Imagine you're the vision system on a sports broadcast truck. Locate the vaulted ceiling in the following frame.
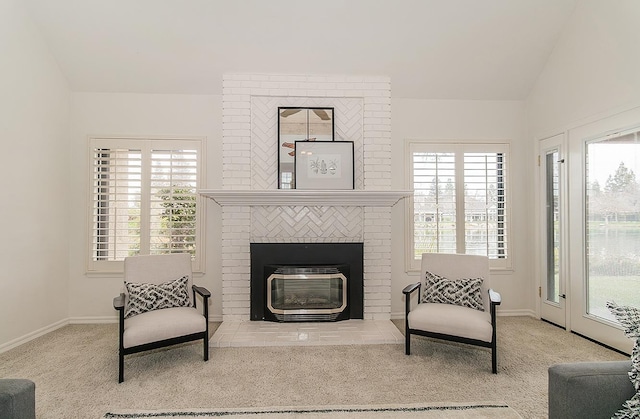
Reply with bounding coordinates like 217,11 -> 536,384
23,0 -> 578,100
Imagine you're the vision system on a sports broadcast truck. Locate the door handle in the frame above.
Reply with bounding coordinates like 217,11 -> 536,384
559,294 -> 566,299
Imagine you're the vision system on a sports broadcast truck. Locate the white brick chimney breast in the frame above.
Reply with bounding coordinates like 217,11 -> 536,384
202,74 -> 409,322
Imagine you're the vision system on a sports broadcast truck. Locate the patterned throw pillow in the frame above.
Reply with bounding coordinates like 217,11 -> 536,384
422,271 -> 484,311
607,301 -> 640,419
125,276 -> 190,318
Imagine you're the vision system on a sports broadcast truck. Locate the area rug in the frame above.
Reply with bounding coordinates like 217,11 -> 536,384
103,403 -> 522,418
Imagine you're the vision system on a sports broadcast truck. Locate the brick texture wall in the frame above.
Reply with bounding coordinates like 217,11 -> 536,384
221,74 -> 392,321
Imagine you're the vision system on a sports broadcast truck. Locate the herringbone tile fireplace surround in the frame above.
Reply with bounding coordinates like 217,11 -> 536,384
201,73 -> 407,346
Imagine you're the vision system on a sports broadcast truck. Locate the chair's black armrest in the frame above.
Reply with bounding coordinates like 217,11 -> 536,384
113,293 -> 125,311
403,282 -> 421,317
402,282 -> 421,296
488,289 -> 501,306
192,285 -> 210,321
192,285 -> 211,298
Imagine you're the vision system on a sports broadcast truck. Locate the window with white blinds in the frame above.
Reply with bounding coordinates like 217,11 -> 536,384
407,142 -> 511,271
88,137 -> 203,272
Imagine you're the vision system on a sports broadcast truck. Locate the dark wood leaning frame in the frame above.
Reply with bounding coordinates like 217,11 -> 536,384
113,285 -> 211,383
402,284 -> 501,374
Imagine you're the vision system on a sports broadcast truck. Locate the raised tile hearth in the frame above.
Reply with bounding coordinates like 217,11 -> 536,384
210,320 -> 404,348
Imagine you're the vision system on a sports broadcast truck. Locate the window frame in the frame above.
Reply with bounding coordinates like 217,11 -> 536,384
86,136 -> 205,274
405,140 -> 512,272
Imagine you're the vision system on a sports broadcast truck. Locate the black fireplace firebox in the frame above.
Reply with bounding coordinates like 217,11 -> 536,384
250,243 -> 364,322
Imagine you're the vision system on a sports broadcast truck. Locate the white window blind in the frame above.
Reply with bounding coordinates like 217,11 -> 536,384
463,152 -> 508,260
92,148 -> 142,261
88,138 -> 203,272
407,142 -> 511,271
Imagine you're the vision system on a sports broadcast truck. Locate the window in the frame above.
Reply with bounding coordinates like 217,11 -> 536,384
406,142 -> 511,271
88,137 -> 204,272
585,129 -> 640,321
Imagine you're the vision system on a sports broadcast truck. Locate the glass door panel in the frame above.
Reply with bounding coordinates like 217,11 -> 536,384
585,132 -> 640,322
546,151 -> 561,303
567,111 -> 640,354
540,135 -> 566,327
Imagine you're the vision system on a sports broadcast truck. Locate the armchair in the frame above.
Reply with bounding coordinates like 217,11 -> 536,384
113,253 -> 210,383
403,253 -> 501,373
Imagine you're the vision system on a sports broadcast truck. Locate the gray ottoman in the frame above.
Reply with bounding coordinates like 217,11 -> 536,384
0,379 -> 35,419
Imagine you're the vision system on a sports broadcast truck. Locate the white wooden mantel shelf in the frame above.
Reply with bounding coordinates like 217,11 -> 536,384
199,189 -> 413,207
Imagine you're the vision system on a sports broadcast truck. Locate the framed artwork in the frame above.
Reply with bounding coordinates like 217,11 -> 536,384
277,107 -> 334,189
294,141 -> 354,190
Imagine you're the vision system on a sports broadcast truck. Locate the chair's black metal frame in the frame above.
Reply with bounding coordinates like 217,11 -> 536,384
113,285 -> 210,383
403,283 -> 501,374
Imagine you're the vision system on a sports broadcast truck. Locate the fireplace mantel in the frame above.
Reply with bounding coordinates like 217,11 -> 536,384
199,189 -> 412,207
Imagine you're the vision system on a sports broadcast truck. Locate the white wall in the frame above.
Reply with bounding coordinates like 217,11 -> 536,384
0,0 -> 70,348
18,0 -> 625,344
390,99 -> 532,318
67,92 -> 535,323
527,0 -> 640,135
63,0 -> 640,325
68,93 -> 223,320
66,93 -> 534,323
6,0 -> 639,350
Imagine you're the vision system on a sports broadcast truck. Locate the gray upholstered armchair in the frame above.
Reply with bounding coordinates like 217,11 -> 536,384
113,253 -> 210,382
403,253 -> 501,373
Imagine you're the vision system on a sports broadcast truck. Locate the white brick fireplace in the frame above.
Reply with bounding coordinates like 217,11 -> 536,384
201,73 -> 410,327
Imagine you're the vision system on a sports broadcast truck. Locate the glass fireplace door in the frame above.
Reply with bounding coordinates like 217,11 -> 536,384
267,267 -> 347,321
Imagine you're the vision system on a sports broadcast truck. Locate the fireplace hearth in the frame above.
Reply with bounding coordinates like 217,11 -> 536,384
250,243 -> 364,322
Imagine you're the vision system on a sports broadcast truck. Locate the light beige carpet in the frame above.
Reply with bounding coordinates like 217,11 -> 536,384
103,403 -> 522,418
0,317 -> 628,419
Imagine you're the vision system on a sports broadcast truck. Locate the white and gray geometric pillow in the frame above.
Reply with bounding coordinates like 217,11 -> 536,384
124,275 -> 190,318
422,271 -> 484,311
607,301 -> 640,419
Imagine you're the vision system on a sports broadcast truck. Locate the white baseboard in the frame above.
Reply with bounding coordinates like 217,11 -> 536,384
0,319 -> 68,354
69,316 -> 117,324
498,309 -> 536,317
390,312 -> 405,320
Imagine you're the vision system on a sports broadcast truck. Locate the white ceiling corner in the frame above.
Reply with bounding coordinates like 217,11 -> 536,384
22,0 -> 578,100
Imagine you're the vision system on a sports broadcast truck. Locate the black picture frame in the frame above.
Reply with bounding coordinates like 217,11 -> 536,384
277,107 -> 334,189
